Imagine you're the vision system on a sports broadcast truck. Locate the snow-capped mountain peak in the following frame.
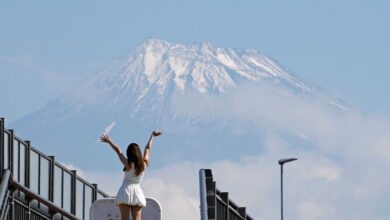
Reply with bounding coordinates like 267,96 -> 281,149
92,38 -> 314,98
19,38 -> 343,125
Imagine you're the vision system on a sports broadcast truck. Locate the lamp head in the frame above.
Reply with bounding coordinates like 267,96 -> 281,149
278,158 -> 298,165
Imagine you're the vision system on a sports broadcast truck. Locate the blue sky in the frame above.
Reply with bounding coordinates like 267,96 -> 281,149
1,0 -> 390,122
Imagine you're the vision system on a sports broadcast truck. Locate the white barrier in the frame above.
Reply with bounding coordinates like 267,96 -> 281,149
89,198 -> 162,220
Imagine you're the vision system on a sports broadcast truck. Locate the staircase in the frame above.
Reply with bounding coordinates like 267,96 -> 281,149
0,117 -> 109,220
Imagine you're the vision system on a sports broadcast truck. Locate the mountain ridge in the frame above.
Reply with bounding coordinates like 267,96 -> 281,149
10,38 -> 344,170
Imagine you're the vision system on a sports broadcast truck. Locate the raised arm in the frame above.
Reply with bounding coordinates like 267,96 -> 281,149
143,131 -> 162,166
100,134 -> 130,170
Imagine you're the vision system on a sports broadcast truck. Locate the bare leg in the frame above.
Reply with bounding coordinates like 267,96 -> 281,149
131,205 -> 143,220
119,204 -> 131,220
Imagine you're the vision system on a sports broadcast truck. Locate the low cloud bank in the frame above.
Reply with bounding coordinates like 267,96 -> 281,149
78,82 -> 390,219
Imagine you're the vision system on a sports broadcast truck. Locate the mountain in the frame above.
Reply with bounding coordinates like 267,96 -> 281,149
11,39 -> 343,170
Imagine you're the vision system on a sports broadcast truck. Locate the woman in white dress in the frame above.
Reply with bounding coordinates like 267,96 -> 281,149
100,131 -> 162,220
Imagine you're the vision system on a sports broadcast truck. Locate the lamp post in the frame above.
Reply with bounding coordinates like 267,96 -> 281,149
278,158 -> 298,220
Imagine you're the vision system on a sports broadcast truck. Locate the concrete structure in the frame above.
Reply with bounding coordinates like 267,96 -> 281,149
89,198 -> 161,220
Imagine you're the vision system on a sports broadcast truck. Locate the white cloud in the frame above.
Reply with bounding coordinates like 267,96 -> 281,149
66,82 -> 390,219
297,200 -> 334,220
72,145 -> 349,220
143,178 -> 199,220
169,83 -> 390,219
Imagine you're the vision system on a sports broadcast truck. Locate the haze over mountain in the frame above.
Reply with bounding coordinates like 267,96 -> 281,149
10,39 -> 341,170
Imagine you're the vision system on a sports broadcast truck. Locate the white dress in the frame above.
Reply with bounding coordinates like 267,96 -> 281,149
115,166 -> 146,207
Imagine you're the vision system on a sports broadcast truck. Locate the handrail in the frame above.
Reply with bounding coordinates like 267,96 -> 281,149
0,191 -> 10,220
0,170 -> 78,220
10,179 -> 78,220
0,170 -> 11,215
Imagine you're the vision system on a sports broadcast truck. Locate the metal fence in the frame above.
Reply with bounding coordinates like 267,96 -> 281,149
199,169 -> 253,220
0,117 -> 109,219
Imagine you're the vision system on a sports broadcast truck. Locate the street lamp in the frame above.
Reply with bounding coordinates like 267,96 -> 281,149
278,158 -> 298,220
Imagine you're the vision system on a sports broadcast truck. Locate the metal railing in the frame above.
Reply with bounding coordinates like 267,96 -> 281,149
0,117 -> 109,220
0,169 -> 78,219
199,169 -> 253,220
0,170 -> 11,219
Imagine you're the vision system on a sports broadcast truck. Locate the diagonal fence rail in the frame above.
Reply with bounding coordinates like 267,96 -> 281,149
0,170 -> 11,219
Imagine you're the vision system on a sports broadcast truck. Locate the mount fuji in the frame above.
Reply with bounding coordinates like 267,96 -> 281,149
10,39 -> 343,170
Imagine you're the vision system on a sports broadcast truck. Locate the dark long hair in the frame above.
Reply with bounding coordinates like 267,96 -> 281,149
124,143 -> 145,176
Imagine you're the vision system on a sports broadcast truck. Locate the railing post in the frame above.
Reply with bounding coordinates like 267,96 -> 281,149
92,184 -> 98,201
9,130 -> 14,179
0,117 -> 4,176
71,170 -> 77,216
49,156 -> 55,202
10,192 -> 15,220
25,141 -> 31,188
199,169 -> 208,220
210,182 -> 217,220
238,207 -> 246,219
202,169 -> 217,220
221,192 -> 229,220
27,199 -> 32,220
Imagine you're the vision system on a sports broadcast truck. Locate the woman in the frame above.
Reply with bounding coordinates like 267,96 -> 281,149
100,131 -> 162,220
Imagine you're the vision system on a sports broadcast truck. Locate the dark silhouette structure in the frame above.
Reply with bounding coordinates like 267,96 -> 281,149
199,169 -> 253,220
0,117 -> 108,220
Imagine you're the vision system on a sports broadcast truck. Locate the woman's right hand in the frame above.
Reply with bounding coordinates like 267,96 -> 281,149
152,131 -> 162,137
100,134 -> 112,143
